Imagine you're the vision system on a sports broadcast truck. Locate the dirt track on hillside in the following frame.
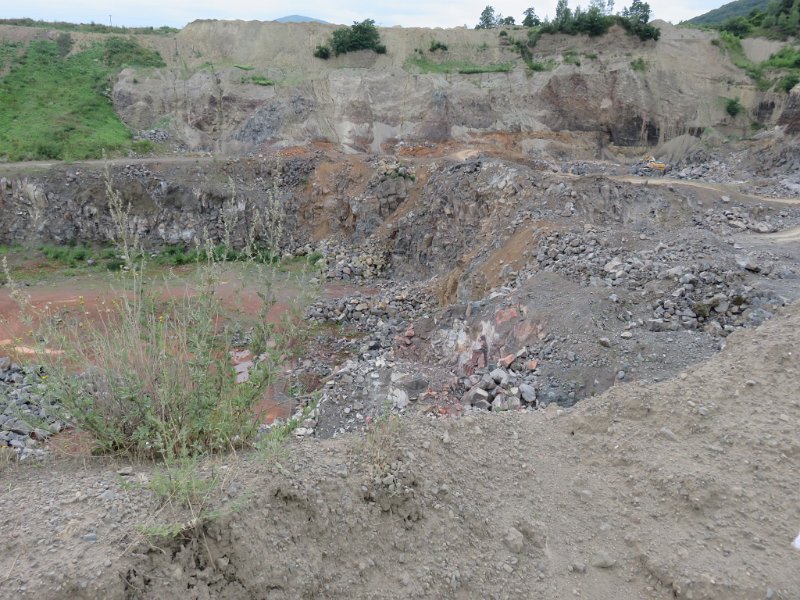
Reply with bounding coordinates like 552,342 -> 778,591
611,175 -> 800,206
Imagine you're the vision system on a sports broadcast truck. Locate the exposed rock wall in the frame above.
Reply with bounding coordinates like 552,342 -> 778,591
107,21 -> 794,153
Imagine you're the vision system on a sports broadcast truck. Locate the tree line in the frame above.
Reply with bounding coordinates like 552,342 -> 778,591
475,0 -> 660,41
717,0 -> 800,39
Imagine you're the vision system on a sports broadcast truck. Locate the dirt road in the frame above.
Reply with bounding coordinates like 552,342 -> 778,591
611,175 -> 800,206
0,155 -> 215,174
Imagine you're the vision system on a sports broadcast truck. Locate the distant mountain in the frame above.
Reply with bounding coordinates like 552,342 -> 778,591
274,15 -> 329,24
685,0 -> 769,25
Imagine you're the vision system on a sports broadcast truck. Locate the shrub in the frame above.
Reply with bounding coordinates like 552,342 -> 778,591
630,57 -> 647,71
725,97 -> 743,117
10,175 -> 292,460
313,45 -> 331,59
720,16 -> 752,37
527,59 -> 555,71
329,19 -> 385,56
55,32 -> 73,57
763,46 -> 800,69
778,73 -> 800,92
429,40 -> 448,52
132,139 -> 155,154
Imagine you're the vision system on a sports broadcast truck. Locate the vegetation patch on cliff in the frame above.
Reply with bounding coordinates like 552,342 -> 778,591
314,19 -> 386,59
714,31 -> 800,92
0,17 -> 178,35
405,55 -> 513,74
0,37 -> 164,161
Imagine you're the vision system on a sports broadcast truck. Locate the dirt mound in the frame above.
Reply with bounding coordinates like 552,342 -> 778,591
2,298 -> 799,599
656,133 -> 702,164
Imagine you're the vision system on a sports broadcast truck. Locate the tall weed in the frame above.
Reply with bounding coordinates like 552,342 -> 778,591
6,170 -> 292,459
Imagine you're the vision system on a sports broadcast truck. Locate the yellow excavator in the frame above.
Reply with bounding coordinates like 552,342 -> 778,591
640,154 -> 668,175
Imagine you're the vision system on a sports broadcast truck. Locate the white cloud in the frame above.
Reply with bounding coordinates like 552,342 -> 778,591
5,0 -> 723,29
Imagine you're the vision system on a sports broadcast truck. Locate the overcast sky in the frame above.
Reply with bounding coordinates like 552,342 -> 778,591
4,1 -> 726,29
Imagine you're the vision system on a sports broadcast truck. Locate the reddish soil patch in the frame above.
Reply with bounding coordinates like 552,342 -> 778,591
1,270 -> 372,451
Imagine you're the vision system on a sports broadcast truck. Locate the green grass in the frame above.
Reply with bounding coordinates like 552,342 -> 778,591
0,42 -> 23,72
716,32 -> 771,90
241,75 -> 274,86
152,244 -> 280,267
37,244 -> 124,269
102,37 -> 165,69
526,59 -> 556,72
762,45 -> 800,69
0,38 -> 165,161
0,18 -> 178,35
29,242 -> 289,270
563,50 -> 581,66
149,458 -> 216,507
405,56 -> 513,74
630,57 -> 647,71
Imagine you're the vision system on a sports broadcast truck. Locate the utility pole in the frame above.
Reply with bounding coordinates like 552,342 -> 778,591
109,15 -> 112,27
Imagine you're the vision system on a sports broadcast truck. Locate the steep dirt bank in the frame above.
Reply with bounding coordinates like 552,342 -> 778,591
105,20 -> 790,153
2,296 -> 799,599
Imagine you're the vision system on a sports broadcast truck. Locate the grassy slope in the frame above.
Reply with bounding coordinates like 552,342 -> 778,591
0,18 -> 178,35
0,38 -> 164,161
686,0 -> 769,25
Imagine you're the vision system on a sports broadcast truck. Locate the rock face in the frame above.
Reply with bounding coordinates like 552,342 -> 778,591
106,20 -> 791,153
0,158 -> 315,248
778,86 -> 800,134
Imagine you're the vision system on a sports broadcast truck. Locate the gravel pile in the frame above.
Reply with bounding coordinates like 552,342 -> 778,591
0,358 -> 66,460
134,128 -> 171,143
529,229 -> 788,336
312,240 -> 390,281
459,350 -> 540,412
306,284 -> 435,340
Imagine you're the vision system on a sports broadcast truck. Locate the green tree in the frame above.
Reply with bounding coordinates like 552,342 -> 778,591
329,19 -> 383,56
620,0 -> 660,40
590,0 -> 614,14
555,0 -> 572,27
522,7 -> 540,27
622,0 -> 651,24
476,6 -> 497,29
500,16 -> 516,25
720,16 -> 752,36
583,6 -> 609,35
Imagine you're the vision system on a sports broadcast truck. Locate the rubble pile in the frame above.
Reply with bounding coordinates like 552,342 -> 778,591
306,285 -> 435,338
313,240 -> 391,281
459,350 -> 540,412
0,359 -> 65,460
530,229 -> 790,335
134,129 -> 171,144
